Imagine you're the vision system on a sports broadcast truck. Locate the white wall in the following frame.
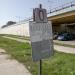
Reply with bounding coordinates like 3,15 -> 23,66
0,21 -> 30,36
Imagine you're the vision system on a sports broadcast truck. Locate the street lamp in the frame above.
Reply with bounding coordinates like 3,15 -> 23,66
47,0 -> 55,12
15,16 -> 21,22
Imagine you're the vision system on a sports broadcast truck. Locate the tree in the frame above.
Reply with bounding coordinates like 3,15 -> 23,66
1,21 -> 16,28
6,21 -> 16,25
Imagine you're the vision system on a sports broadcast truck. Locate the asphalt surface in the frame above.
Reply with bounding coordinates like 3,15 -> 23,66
54,40 -> 75,46
54,45 -> 75,54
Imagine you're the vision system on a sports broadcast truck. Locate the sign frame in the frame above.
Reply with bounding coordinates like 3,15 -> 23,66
29,21 -> 53,61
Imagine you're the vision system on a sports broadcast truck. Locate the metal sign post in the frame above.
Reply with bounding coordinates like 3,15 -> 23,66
29,4 -> 53,75
39,60 -> 42,75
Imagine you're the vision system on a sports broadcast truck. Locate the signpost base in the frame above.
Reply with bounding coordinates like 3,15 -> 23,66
39,60 -> 42,75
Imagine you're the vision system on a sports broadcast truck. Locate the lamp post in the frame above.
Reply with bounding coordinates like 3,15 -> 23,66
48,0 -> 54,12
15,16 -> 21,22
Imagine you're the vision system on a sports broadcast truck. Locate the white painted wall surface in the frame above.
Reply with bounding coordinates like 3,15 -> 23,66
0,21 -> 30,36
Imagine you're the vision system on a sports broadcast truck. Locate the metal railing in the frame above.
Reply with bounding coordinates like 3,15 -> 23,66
21,1 -> 75,22
4,1 -> 75,27
26,1 -> 75,21
48,1 -> 75,13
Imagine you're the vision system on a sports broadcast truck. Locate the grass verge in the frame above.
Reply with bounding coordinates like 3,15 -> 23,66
0,36 -> 75,75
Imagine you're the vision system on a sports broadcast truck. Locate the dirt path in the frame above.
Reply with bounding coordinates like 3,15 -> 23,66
0,48 -> 31,75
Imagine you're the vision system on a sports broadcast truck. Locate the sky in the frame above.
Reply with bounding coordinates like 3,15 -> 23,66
0,0 -> 73,27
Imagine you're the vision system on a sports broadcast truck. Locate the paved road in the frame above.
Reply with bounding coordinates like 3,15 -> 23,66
2,36 -> 75,54
54,45 -> 75,54
0,48 -> 31,75
54,40 -> 75,46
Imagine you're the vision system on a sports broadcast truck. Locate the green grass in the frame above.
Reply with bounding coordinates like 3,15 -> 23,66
0,36 -> 75,75
54,42 -> 75,48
